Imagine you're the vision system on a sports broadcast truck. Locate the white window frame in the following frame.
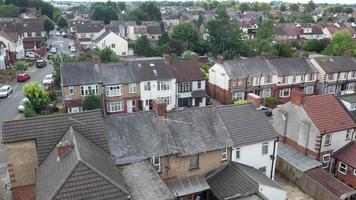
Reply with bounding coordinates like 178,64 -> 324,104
111,43 -> 115,48
353,169 -> 356,176
80,84 -> 98,96
346,82 -> 355,92
150,156 -> 160,172
107,101 -> 124,113
262,89 -> 271,98
322,154 -> 331,168
144,82 -> 151,91
69,86 -> 74,96
189,154 -> 199,170
346,129 -> 351,140
232,92 -> 244,101
325,85 -> 336,94
105,85 -> 122,97
262,142 -> 269,155
158,96 -> 171,105
338,162 -> 347,175
324,133 -> 332,146
303,85 -> 314,95
158,81 -> 170,91
128,83 -> 136,93
221,147 -> 228,161
327,73 -> 334,81
279,88 -> 291,97
234,147 -> 240,159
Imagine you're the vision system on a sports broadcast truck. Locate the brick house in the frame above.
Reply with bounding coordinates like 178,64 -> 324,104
19,18 -> 46,57
332,142 -> 356,189
310,56 -> 356,95
0,31 -> 24,63
273,90 -> 356,167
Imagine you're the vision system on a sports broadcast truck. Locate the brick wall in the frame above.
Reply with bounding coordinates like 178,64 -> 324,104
335,160 -> 356,189
11,184 -> 35,200
207,83 -> 232,104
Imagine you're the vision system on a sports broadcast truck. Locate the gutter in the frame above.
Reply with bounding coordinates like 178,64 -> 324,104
270,137 -> 279,179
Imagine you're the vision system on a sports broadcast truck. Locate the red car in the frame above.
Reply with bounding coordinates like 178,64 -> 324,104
17,73 -> 31,82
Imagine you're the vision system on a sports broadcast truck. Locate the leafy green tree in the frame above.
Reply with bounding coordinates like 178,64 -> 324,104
239,3 -> 250,13
118,2 -> 126,11
128,2 -> 161,21
82,93 -> 101,111
181,51 -> 199,60
169,39 -> 184,56
348,17 -> 355,23
304,0 -> 316,12
280,4 -> 287,12
171,22 -> 199,50
274,42 -> 296,57
257,39 -> 276,56
0,4 -> 19,17
323,31 -> 356,56
259,3 -> 271,12
289,3 -> 299,12
95,47 -> 120,63
297,13 -> 314,23
23,82 -> 50,113
133,36 -> 155,57
256,20 -> 275,41
303,39 -> 326,52
24,106 -> 38,118
50,54 -> 76,88
56,16 -> 68,28
91,3 -> 119,24
42,15 -> 54,33
343,7 -> 353,14
251,2 -> 260,11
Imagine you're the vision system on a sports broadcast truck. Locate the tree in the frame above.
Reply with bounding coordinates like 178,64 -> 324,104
0,4 -> 19,17
303,39 -> 326,52
171,22 -> 199,51
343,7 -> 353,14
91,3 -> 119,24
95,47 -> 120,63
348,17 -> 355,23
304,0 -> 316,12
297,13 -> 314,23
280,4 -> 287,12
274,42 -> 296,57
133,36 -> 155,57
169,39 -> 184,56
323,31 -> 356,56
23,82 -> 50,113
239,3 -> 250,13
56,16 -> 68,28
50,54 -> 76,88
256,20 -> 275,41
128,2 -> 161,22
289,4 -> 299,12
118,2 -> 126,11
181,51 -> 199,60
82,93 -> 101,111
42,15 -> 54,33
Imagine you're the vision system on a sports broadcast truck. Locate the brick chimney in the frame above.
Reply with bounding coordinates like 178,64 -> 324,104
291,88 -> 304,106
247,93 -> 261,107
163,53 -> 172,64
216,55 -> 224,64
57,140 -> 72,158
152,99 -> 167,118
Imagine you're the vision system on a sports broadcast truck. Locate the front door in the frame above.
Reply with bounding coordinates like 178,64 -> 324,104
127,100 -> 134,113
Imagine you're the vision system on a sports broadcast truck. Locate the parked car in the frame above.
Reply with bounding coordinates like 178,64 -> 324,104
68,42 -> 74,48
42,74 -> 53,85
70,46 -> 76,53
62,32 -> 67,38
18,98 -> 29,112
256,105 -> 273,116
36,59 -> 47,68
0,85 -> 13,98
50,47 -> 57,54
55,32 -> 61,36
25,51 -> 39,59
17,73 -> 31,82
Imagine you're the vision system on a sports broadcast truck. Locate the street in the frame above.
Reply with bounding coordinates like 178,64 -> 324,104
0,31 -> 75,198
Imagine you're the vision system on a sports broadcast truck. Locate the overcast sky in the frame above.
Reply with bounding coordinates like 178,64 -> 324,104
49,0 -> 355,5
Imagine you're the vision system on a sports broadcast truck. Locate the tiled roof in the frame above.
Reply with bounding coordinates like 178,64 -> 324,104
36,127 -> 129,200
333,142 -> 356,168
2,110 -> 109,164
312,56 -> 356,73
306,168 -> 356,197
269,57 -> 318,75
216,104 -> 278,146
147,25 -> 162,34
303,94 -> 355,133
171,60 -> 205,82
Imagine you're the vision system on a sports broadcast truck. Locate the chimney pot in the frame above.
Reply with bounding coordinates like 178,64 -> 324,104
163,53 -> 172,64
57,140 -> 72,158
152,99 -> 167,117
291,88 -> 303,106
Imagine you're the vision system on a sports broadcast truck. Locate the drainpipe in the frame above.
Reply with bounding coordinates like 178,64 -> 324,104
304,122 -> 311,155
336,72 -> 340,94
282,112 -> 288,143
317,130 -> 326,162
258,73 -> 263,97
270,137 -> 279,179
245,74 -> 250,98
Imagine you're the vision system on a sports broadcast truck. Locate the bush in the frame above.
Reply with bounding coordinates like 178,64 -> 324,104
233,99 -> 249,105
48,90 -> 56,101
15,61 -> 29,71
24,106 -> 38,118
4,68 -> 15,76
264,97 -> 282,107
82,93 -> 101,110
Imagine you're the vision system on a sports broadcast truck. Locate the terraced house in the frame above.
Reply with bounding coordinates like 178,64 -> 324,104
60,57 -> 177,114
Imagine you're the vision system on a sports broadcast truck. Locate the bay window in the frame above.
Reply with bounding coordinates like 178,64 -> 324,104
279,88 -> 291,97
158,81 -> 170,91
107,101 -> 124,112
80,84 -> 98,96
303,86 -> 314,94
129,83 -> 136,93
105,85 -> 122,97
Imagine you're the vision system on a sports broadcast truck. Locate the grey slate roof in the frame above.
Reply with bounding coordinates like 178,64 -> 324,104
105,106 -> 234,164
2,110 -> 109,164
277,143 -> 321,172
269,57 -> 318,75
36,127 -> 129,200
206,162 -> 259,200
119,160 -> 175,200
216,104 -> 278,146
61,61 -> 102,86
147,25 -> 162,34
221,57 -> 278,79
313,56 -> 356,73
93,30 -> 112,43
61,58 -> 176,86
339,94 -> 356,104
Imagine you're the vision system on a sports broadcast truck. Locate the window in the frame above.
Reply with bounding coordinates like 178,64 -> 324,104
129,83 -> 136,93
254,77 -> 259,85
80,85 -> 98,96
325,85 -> 336,94
282,76 -> 288,84
308,73 -> 315,81
327,73 -> 334,81
105,85 -> 122,97
221,148 -> 228,161
111,43 -> 115,48
69,86 -> 74,96
159,97 -> 171,105
264,75 -> 272,84
232,92 -> 244,101
322,154 -> 331,168
346,129 -> 352,140
259,167 -> 267,175
338,162 -> 347,175
150,156 -> 160,172
262,142 -> 269,155
262,89 -> 271,98
107,101 -> 124,112
197,81 -> 201,89
232,80 -> 237,87
292,75 -> 297,83
324,133 -> 332,146
144,82 -> 151,91
351,103 -> 356,110
301,74 -> 305,82
303,86 -> 314,94
178,97 -> 192,107
178,82 -> 192,92
346,82 -> 355,91
351,71 -> 356,78
235,148 -> 240,159
189,154 -> 199,170
354,169 -> 356,176
344,72 -> 348,79
279,88 -> 291,97
158,81 -> 170,91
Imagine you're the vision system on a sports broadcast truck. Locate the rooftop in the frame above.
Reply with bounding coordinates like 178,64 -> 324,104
170,60 -> 205,82
312,56 -> 356,73
333,142 -> 356,168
